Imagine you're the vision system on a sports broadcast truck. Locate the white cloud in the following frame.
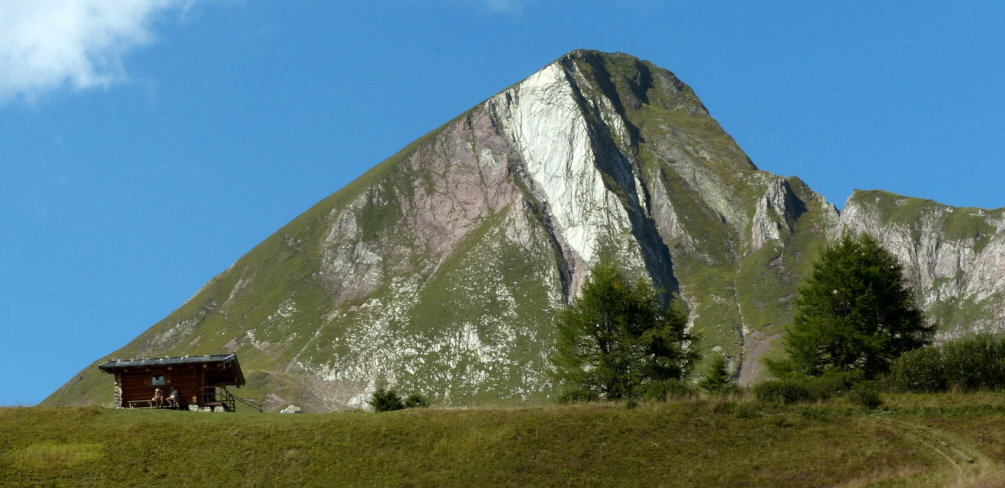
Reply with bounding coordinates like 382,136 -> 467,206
0,0 -> 191,105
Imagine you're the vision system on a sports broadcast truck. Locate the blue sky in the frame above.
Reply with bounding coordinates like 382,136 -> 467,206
2,1 -> 1002,406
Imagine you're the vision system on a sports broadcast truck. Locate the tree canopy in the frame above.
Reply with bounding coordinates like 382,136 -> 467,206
368,388 -> 429,412
699,353 -> 734,394
771,233 -> 934,379
550,259 -> 699,401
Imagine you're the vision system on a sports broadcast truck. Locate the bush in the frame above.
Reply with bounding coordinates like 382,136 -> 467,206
369,389 -> 430,412
642,379 -> 696,402
403,393 -> 430,409
887,334 -> 1005,392
699,354 -> 734,395
803,373 -> 857,399
848,385 -> 883,410
886,346 -> 947,392
556,388 -> 600,404
368,388 -> 405,412
753,380 -> 812,404
716,383 -> 744,398
733,402 -> 762,419
753,374 -> 857,404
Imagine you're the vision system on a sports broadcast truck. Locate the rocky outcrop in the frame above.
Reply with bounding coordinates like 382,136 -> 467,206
487,61 -> 648,295
841,190 -> 1005,337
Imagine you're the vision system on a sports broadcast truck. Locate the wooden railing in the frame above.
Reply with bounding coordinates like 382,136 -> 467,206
199,386 -> 234,412
222,386 -> 263,413
199,386 -> 262,412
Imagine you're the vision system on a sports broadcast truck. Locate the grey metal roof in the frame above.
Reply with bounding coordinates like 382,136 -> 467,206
98,353 -> 239,371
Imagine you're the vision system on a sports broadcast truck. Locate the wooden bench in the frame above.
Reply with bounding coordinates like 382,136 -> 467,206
127,400 -> 156,408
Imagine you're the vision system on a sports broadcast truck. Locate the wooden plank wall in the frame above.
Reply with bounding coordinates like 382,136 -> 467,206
117,366 -> 205,407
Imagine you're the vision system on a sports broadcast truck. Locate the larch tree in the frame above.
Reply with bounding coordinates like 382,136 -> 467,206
550,259 -> 699,401
770,233 -> 934,379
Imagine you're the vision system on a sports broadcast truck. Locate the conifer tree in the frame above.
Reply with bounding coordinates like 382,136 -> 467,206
368,388 -> 405,412
551,259 -> 699,400
699,353 -> 733,394
770,233 -> 934,379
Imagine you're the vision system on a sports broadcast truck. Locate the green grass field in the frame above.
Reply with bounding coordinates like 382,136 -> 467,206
5,394 -> 1005,487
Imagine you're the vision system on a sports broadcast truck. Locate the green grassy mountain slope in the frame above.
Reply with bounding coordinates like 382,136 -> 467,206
45,51 -> 1005,411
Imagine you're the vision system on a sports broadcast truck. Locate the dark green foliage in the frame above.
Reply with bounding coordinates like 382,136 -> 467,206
886,347 -> 946,392
848,385 -> 883,410
754,380 -> 813,404
369,389 -> 430,412
642,379 -> 697,402
769,233 -> 933,379
887,334 -> 1005,392
369,388 -> 406,412
699,353 -> 734,394
404,393 -> 430,409
550,259 -> 699,401
753,374 -> 857,404
556,388 -> 600,405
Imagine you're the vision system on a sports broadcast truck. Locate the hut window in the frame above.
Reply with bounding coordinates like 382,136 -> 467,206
152,375 -> 165,386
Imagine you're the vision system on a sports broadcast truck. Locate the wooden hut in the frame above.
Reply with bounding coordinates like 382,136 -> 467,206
98,354 -> 246,411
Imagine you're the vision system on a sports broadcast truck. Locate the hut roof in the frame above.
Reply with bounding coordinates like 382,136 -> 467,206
98,353 -> 245,386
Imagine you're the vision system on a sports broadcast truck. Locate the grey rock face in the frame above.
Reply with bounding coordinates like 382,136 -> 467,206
841,190 -> 1005,338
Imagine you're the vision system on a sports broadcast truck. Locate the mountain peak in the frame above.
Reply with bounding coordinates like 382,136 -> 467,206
45,52 -> 1005,412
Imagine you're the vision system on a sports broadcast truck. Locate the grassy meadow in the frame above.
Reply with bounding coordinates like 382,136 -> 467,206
6,394 -> 1005,487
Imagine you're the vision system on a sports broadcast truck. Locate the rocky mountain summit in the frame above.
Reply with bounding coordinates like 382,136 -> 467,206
46,50 -> 1005,411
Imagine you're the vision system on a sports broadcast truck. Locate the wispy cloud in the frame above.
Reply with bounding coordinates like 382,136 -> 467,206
0,0 -> 192,105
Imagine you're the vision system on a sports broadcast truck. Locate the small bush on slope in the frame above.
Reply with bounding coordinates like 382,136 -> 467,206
753,374 -> 858,404
888,334 -> 1005,393
369,389 -> 429,412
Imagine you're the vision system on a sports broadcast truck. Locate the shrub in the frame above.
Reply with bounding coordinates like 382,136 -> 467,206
642,379 -> 696,402
556,388 -> 600,404
369,389 -> 430,412
717,383 -> 744,398
802,373 -> 857,399
848,385 -> 883,410
368,388 -> 405,412
886,346 -> 947,392
753,380 -> 812,404
887,334 -> 1005,392
753,374 -> 857,404
699,354 -> 734,394
733,402 -> 762,419
403,393 -> 430,409
942,334 -> 1005,391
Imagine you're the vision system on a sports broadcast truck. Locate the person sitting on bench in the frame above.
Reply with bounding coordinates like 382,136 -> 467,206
152,387 -> 164,407
166,387 -> 179,408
